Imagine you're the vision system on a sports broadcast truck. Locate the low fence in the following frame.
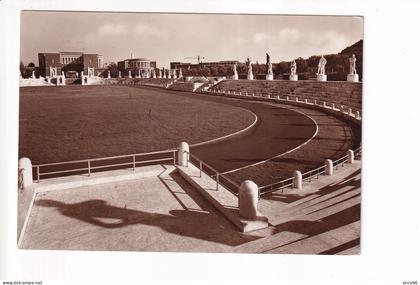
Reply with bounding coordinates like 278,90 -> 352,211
32,149 -> 177,183
201,88 -> 362,123
258,146 -> 362,196
186,152 -> 240,196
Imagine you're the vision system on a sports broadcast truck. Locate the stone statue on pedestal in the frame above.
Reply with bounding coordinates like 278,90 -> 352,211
179,68 -> 182,78
349,54 -> 357,75
347,54 -> 359,82
128,70 -> 132,78
290,60 -> 297,75
265,54 -> 273,80
247,59 -> 254,80
118,71 -> 122,78
317,55 -> 327,75
158,69 -> 162,78
32,71 -> 35,79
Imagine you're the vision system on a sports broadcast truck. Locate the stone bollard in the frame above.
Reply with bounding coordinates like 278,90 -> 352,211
239,180 -> 259,220
293,170 -> 302,189
178,142 -> 189,167
304,99 -> 308,104
18,157 -> 33,189
325,159 -> 333,176
295,97 -> 299,102
348,108 -> 353,115
286,96 -> 289,101
356,111 -> 361,119
314,99 -> 317,105
323,101 -> 327,107
347,149 -> 355,164
332,103 -> 335,110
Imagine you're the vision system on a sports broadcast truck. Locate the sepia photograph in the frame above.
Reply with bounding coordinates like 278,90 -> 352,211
17,11 -> 363,254
1,0 -> 420,283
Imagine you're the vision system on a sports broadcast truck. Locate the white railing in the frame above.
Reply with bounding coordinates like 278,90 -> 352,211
258,146 -> 362,196
32,149 -> 177,183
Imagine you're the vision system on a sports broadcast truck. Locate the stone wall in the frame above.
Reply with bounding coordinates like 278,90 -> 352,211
211,80 -> 362,112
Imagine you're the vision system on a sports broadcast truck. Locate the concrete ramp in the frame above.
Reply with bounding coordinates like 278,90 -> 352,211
176,163 -> 269,232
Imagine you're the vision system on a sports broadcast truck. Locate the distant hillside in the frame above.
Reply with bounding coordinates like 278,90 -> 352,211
340,40 -> 363,56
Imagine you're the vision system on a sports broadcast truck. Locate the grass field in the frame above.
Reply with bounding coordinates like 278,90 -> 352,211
19,85 -> 255,164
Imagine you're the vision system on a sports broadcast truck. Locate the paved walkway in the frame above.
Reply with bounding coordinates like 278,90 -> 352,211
20,161 -> 361,254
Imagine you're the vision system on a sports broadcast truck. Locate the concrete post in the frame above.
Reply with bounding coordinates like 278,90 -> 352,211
304,99 -> 308,104
239,180 -> 259,220
314,99 -> 317,105
347,149 -> 355,164
286,96 -> 289,101
178,142 -> 189,167
293,170 -> 302,189
325,159 -> 333,176
18,157 -> 33,188
323,101 -> 327,107
332,103 -> 335,110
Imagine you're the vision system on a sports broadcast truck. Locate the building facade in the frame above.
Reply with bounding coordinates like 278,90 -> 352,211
38,52 -> 105,78
170,60 -> 239,70
117,58 -> 157,77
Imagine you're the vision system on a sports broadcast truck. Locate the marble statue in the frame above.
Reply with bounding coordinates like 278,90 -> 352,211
158,69 -> 162,78
128,70 -> 132,78
32,71 -> 35,79
88,67 -> 94,78
317,55 -> 327,75
349,54 -> 357,75
118,71 -> 122,78
266,53 -> 271,65
107,70 -> 111,78
247,59 -> 254,80
179,68 -> 182,78
233,63 -> 238,79
347,54 -> 359,82
290,60 -> 297,75
49,67 -> 56,78
266,54 -> 273,80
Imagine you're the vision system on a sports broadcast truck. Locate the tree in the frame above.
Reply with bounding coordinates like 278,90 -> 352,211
106,63 -> 118,78
27,62 -> 35,68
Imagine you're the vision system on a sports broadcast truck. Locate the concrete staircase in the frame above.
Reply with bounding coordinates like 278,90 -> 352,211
234,161 -> 361,254
210,80 -> 362,112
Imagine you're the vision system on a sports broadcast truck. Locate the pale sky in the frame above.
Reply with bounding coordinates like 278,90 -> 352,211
20,11 -> 363,68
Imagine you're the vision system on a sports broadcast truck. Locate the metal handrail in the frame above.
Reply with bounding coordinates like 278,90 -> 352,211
186,152 -> 240,196
258,177 -> 294,195
33,149 -> 177,182
259,146 -> 362,196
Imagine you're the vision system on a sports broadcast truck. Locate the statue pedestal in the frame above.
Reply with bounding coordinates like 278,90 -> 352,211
289,74 -> 298,81
347,74 -> 359,82
265,74 -> 273,80
317,74 -> 327,82
247,74 -> 254,80
232,74 -> 238,80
